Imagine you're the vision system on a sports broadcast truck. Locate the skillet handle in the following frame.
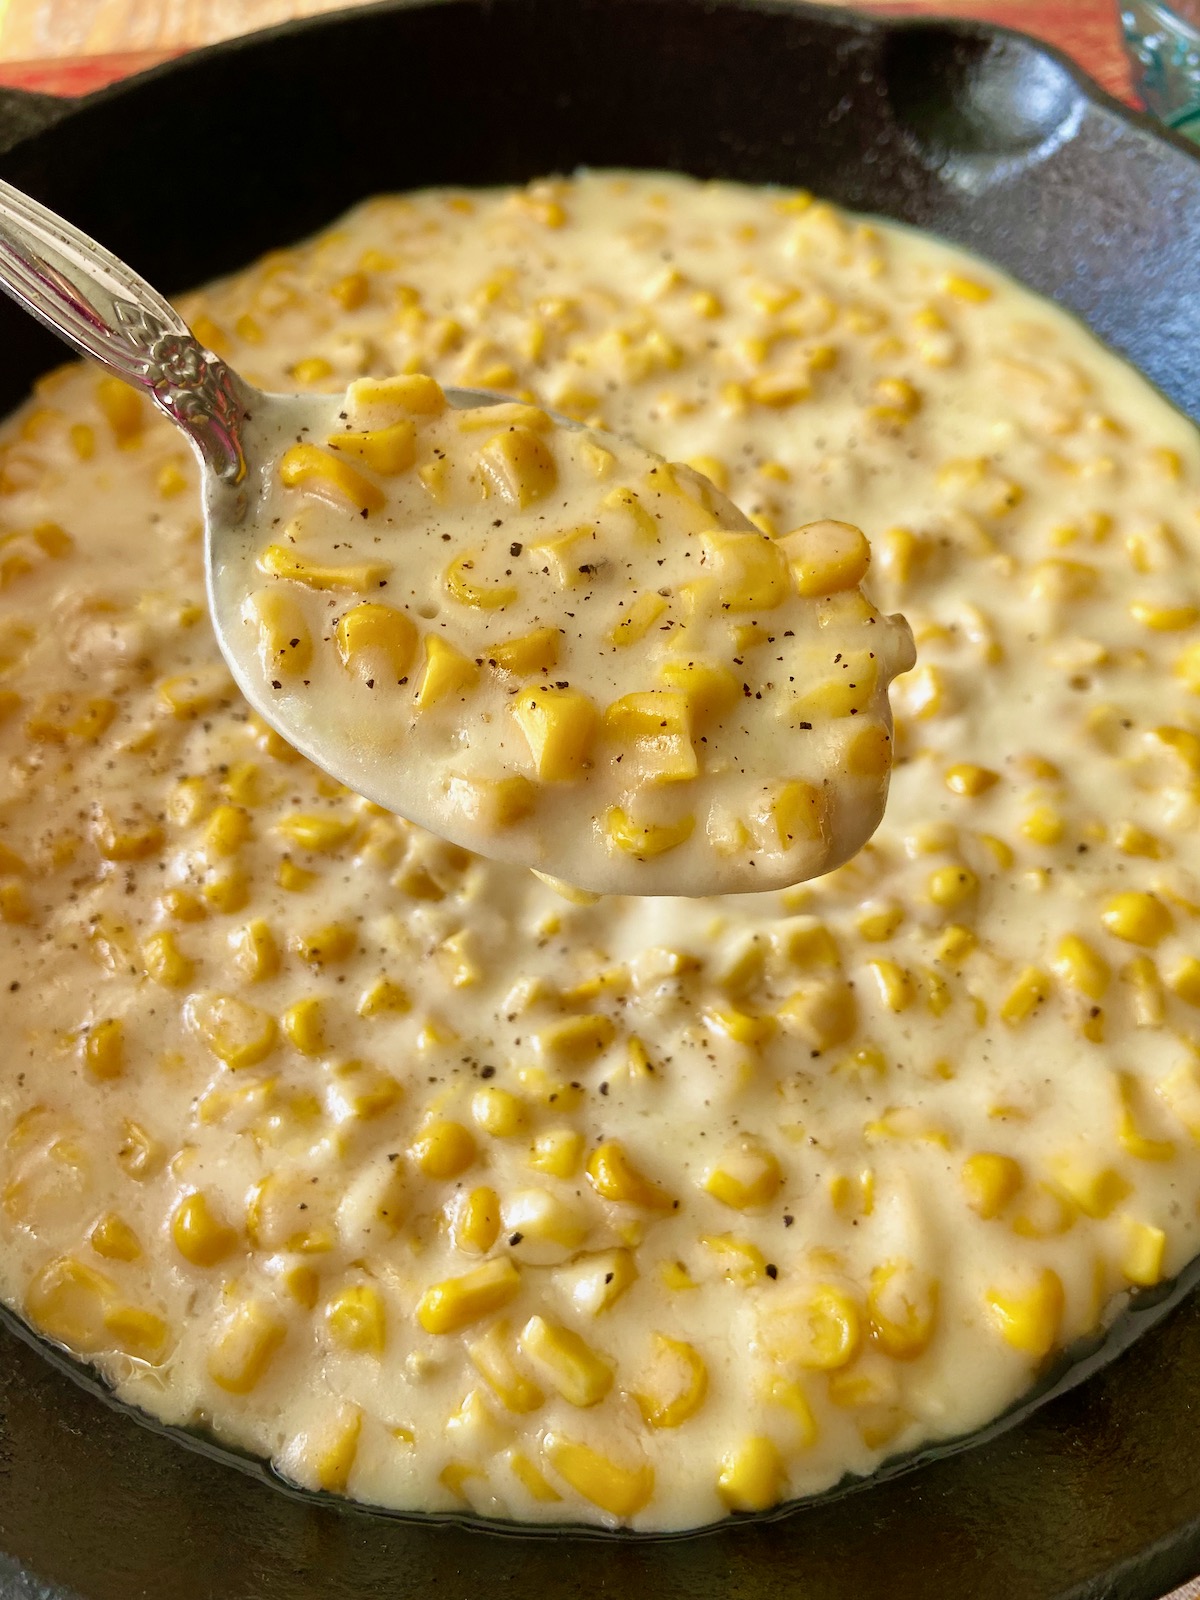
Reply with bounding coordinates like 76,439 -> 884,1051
0,175 -> 247,482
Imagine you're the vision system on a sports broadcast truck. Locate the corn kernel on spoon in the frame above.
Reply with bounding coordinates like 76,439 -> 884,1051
0,178 -> 913,897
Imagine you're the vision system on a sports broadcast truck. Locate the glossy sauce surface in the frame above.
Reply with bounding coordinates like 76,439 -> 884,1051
220,380 -> 910,895
2,173 -> 1200,1530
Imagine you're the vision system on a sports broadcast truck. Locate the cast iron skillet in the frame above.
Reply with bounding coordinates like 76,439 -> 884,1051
2,2 -> 1200,1595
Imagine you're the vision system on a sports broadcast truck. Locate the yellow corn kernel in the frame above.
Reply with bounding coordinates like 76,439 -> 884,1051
327,418 -> 415,476
335,603 -> 417,682
204,804 -> 251,859
411,1119 -> 477,1180
89,1212 -> 141,1262
763,1285 -> 861,1371
356,976 -> 411,1017
534,1013 -> 616,1066
701,529 -> 791,611
529,1127 -> 585,1179
1101,891 -> 1173,947
703,1137 -> 783,1211
635,1334 -> 708,1429
1123,955 -> 1166,1027
926,864 -> 979,911
313,1407 -> 363,1495
291,921 -> 356,968
171,1191 -> 237,1267
478,426 -> 557,505
92,810 -> 164,862
610,593 -> 668,649
944,763 -> 999,798
2,889 -> 37,928
519,1316 -> 613,1407
657,656 -> 740,728
1113,822 -> 1161,859
513,686 -> 598,779
961,1152 -> 1022,1219
468,1321 -> 544,1413
445,549 -> 518,611
761,1374 -> 819,1451
777,978 -> 857,1051
417,1258 -> 521,1334
83,1017 -> 125,1081
187,993 -> 277,1069
1166,956 -> 1200,1010
1019,805 -> 1064,847
471,1086 -> 529,1138
490,626 -> 560,674
717,1436 -> 786,1513
603,690 -> 697,783
1048,1154 -> 1130,1219
702,1006 -> 775,1047
604,804 -> 696,858
69,421 -> 95,459
275,813 -> 355,855
292,356 -> 333,384
985,1269 -> 1064,1359
415,634 -> 479,710
941,271 -> 992,302
1052,935 -> 1110,1000
452,1186 -> 501,1255
115,1119 -> 162,1182
1000,967 -> 1052,1025
1174,641 -> 1200,693
841,721 -> 891,780
779,519 -> 870,597
1115,1072 -> 1175,1161
247,587 -> 312,680
346,373 -> 445,418
600,484 -> 658,543
103,1304 -> 170,1363
326,1282 -> 386,1354
508,1450 -> 561,1502
867,1260 -> 938,1360
660,1260 -> 697,1292
856,903 -> 904,942
543,1434 -> 653,1519
587,1142 -> 674,1211
703,1233 -> 768,1282
141,929 -> 194,988
225,919 -> 278,983
1121,1218 -> 1167,1287
207,1299 -> 286,1394
281,998 -> 325,1055
527,523 -> 595,588
866,958 -> 916,1014
450,772 -> 539,832
258,544 -> 390,591
25,1256 -> 115,1351
279,443 -> 385,514
1130,599 -> 1199,631
96,376 -> 143,443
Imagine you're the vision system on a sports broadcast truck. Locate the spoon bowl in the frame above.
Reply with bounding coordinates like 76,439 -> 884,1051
0,177 -> 913,898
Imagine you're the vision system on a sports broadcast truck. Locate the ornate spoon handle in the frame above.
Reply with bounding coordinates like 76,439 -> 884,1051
0,177 -> 247,483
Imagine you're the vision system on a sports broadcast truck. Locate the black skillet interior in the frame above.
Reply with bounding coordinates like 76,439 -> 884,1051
2,3 -> 1200,1596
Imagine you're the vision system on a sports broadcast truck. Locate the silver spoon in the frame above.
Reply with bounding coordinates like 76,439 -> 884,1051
0,178 -> 911,898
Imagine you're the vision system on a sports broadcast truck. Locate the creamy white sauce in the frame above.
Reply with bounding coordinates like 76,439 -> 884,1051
1,172 -> 1199,1531
215,380 -> 910,896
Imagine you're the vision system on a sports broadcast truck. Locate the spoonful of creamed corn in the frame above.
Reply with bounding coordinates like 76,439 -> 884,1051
0,178 -> 914,896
